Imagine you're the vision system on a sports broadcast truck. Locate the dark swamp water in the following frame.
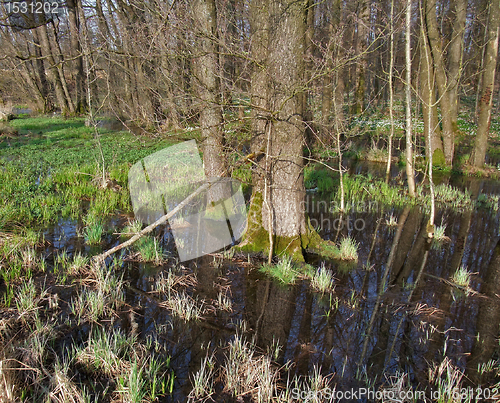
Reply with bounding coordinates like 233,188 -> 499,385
34,161 -> 500,402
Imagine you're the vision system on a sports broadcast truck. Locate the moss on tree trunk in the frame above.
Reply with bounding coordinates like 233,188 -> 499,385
237,191 -> 344,262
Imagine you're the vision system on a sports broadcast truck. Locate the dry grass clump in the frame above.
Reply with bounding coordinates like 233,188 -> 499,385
189,351 -> 216,401
428,357 -> 467,402
70,262 -> 125,324
49,357 -> 90,403
0,351 -> 16,402
223,335 -> 278,403
163,292 -> 205,322
75,328 -> 173,403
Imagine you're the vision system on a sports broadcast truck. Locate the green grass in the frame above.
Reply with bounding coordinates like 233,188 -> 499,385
339,237 -> 359,261
304,165 -> 335,193
451,266 -> 471,289
318,237 -> 359,262
16,278 -> 42,314
259,256 -> 300,285
167,292 -> 204,321
83,220 -> 104,245
75,327 -> 136,376
385,213 -> 398,227
434,224 -> 447,241
135,235 -> 163,264
0,116 -> 179,229
190,353 -> 215,400
310,263 -> 335,294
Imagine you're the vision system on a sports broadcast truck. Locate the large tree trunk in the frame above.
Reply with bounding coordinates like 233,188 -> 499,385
249,0 -> 269,196
405,0 -> 416,196
36,23 -> 71,114
353,0 -> 370,114
472,0 -> 500,168
424,0 -> 455,165
446,0 -> 467,128
191,0 -> 226,181
419,22 -> 443,157
267,0 -> 307,239
67,0 -> 86,114
241,0 -> 307,260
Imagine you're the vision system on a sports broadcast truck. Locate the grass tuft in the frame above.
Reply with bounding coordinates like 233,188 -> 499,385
166,292 -> 204,322
451,266 -> 471,289
259,256 -> 299,285
339,237 -> 359,261
310,263 -> 335,294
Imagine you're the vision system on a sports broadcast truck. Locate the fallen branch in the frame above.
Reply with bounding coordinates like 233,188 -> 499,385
93,181 -> 210,264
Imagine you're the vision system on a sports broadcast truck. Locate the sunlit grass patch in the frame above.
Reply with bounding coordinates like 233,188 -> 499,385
217,291 -> 233,312
339,237 -> 359,261
432,183 -> 473,211
135,235 -> 163,264
432,222 -> 451,250
223,335 -> 277,401
70,289 -> 106,323
73,327 -> 173,402
429,357 -> 468,403
68,252 -> 89,275
75,328 -> 135,377
434,224 -> 447,241
366,146 -> 389,163
189,352 -> 216,401
70,264 -> 125,323
0,116 -> 180,228
122,219 -> 143,237
477,193 -> 500,212
16,278 -> 45,315
451,266 -> 471,289
50,356 -> 90,403
282,365 -> 332,402
164,292 -> 204,322
83,220 -> 104,245
310,263 -> 335,294
259,255 -> 300,285
385,213 -> 398,227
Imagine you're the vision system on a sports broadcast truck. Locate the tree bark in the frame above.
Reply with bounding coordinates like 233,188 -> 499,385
424,0 -> 455,165
265,0 -> 307,241
405,0 -> 416,196
353,0 -> 370,114
446,0 -> 467,128
67,0 -> 86,114
419,30 -> 443,156
472,0 -> 500,167
241,0 -> 308,259
191,0 -> 227,183
35,20 -> 71,114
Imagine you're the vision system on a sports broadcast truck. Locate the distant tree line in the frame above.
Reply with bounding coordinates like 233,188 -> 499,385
1,0 -> 498,167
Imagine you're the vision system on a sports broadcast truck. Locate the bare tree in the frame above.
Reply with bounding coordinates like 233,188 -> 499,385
405,0 -> 416,196
472,0 -> 500,167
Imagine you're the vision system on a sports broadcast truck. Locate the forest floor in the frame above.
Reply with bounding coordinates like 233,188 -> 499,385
1,115 -> 500,402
